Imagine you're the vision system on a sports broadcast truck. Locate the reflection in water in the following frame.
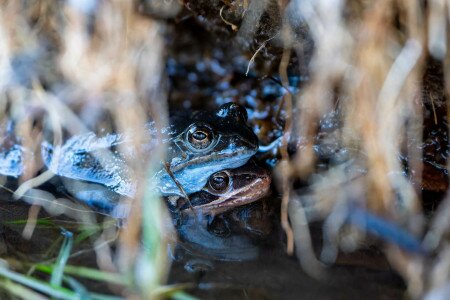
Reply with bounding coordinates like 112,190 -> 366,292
174,210 -> 260,262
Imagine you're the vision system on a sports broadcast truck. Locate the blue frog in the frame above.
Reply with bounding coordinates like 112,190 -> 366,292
40,103 -> 258,204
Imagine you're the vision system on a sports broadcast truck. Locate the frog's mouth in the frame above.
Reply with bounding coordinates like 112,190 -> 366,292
170,147 -> 256,173
190,177 -> 271,215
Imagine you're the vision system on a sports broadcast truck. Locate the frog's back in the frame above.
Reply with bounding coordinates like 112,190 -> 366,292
41,131 -> 136,196
39,103 -> 258,199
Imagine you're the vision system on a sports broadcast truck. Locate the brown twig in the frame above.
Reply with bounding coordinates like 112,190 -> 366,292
163,162 -> 194,211
278,27 -> 294,254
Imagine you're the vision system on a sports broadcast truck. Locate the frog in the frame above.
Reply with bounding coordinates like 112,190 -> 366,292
175,159 -> 271,216
172,161 -> 272,261
41,103 -> 259,203
66,159 -> 270,219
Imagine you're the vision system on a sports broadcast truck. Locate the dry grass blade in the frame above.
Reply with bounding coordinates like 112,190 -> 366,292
0,0 -> 172,298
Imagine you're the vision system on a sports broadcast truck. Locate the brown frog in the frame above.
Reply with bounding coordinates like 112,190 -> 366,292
176,160 -> 271,216
173,160 -> 272,261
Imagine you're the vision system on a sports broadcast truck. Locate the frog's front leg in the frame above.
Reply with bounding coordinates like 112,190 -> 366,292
61,177 -> 121,213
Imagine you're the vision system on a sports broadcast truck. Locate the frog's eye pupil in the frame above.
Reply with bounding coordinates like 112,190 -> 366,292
209,172 -> 230,191
213,176 -> 225,184
193,130 -> 207,141
187,125 -> 214,150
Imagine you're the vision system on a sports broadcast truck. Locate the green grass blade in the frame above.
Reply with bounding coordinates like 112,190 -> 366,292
51,230 -> 74,288
63,275 -> 90,300
88,293 -> 124,300
0,278 -> 48,300
36,264 -> 126,286
4,218 -> 56,226
171,291 -> 199,300
74,227 -> 100,244
0,266 -> 79,300
152,283 -> 198,300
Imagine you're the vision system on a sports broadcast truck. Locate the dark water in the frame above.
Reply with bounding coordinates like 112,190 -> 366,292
168,218 -> 405,300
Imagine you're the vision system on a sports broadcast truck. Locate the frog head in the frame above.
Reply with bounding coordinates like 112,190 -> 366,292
156,103 -> 258,196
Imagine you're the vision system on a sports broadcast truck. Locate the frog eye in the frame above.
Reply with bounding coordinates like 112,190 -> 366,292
208,171 -> 230,192
186,124 -> 214,150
